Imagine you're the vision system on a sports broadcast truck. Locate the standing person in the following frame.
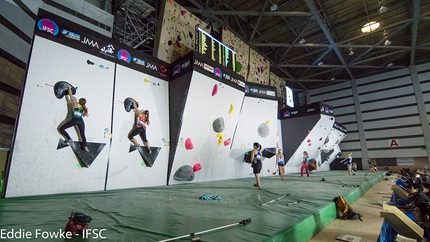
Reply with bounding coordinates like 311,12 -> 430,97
275,149 -> 285,181
59,85 -> 89,152
367,158 -> 372,172
128,100 -> 151,154
340,152 -> 356,175
251,142 -> 262,189
300,151 -> 310,177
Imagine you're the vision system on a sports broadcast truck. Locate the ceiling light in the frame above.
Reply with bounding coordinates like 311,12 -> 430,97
383,30 -> 391,45
361,21 -> 380,33
299,38 -> 306,44
317,61 -> 323,66
270,4 -> 278,11
348,47 -> 354,56
330,77 -> 336,80
387,63 -> 393,66
378,0 -> 388,14
379,5 -> 388,14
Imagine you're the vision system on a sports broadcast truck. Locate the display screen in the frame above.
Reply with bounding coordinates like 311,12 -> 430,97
285,86 -> 294,108
195,27 -> 236,71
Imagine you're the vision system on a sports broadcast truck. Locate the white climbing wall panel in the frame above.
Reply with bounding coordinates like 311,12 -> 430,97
5,36 -> 115,197
106,65 -> 169,190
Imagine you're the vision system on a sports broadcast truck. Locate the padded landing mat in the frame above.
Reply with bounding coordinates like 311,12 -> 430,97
0,171 -> 385,241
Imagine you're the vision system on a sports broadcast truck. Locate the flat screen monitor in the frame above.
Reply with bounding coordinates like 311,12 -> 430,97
285,86 -> 294,108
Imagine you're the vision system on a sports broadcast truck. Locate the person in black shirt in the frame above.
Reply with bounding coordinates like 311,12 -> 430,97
414,202 -> 430,242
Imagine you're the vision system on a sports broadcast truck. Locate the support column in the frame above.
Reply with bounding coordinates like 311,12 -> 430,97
305,89 -> 311,105
409,65 -> 430,164
351,79 -> 369,168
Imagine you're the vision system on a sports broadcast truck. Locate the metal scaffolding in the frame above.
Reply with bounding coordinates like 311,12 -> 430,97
112,0 -> 158,53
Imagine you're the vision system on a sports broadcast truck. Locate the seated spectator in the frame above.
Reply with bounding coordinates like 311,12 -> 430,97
352,162 -> 357,171
414,202 -> 430,242
369,164 -> 378,173
397,184 -> 430,210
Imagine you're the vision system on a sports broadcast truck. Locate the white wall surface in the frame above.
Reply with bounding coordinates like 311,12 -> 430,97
284,114 -> 334,173
169,71 -> 246,184
106,65 -> 170,190
6,36 -> 115,197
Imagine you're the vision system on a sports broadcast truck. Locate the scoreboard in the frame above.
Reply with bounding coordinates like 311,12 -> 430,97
195,26 -> 236,72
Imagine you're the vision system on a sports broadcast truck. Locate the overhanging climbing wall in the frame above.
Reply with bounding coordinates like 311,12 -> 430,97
318,122 -> 347,171
230,83 -> 279,177
168,69 -> 245,184
167,54 -> 279,184
280,102 -> 336,173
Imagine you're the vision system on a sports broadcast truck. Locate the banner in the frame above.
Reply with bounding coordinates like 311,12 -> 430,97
397,158 -> 414,166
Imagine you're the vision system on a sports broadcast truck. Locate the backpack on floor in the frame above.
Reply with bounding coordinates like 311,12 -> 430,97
333,196 -> 363,221
65,212 -> 92,236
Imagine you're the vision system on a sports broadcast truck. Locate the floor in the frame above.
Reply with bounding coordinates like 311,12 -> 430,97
309,173 -> 397,242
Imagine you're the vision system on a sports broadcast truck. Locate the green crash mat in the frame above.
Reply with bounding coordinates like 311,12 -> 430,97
0,171 -> 385,241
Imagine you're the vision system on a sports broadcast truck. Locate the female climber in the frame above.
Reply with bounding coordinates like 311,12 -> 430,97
251,142 -> 263,189
128,100 -> 151,154
59,85 -> 89,152
276,149 -> 285,181
340,152 -> 355,176
300,151 -> 310,177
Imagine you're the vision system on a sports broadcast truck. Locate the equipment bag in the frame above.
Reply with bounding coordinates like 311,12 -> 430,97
333,196 -> 363,221
65,212 -> 92,236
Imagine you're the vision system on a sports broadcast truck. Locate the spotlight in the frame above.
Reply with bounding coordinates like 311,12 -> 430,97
270,4 -> 278,11
299,38 -> 306,44
317,61 -> 323,66
348,47 -> 354,56
383,30 -> 391,45
387,62 -> 393,66
379,5 -> 388,14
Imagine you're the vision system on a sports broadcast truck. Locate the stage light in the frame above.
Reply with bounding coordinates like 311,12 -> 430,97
317,61 -> 323,66
379,0 -> 388,14
379,5 -> 388,14
299,37 -> 306,44
383,30 -> 391,45
348,47 -> 354,56
270,4 -> 278,11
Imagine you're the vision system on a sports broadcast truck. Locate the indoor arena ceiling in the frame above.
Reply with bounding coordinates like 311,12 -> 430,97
112,0 -> 430,91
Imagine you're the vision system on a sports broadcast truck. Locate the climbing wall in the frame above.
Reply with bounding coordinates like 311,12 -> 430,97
221,28 -> 250,81
318,123 -> 347,171
106,65 -> 169,190
230,96 -> 279,177
155,0 -> 210,63
269,72 -> 285,100
5,36 -> 114,197
283,114 -> 335,173
169,71 -> 245,184
247,49 -> 270,85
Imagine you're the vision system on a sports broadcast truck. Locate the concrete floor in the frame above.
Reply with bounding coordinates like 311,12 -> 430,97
309,174 -> 397,242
